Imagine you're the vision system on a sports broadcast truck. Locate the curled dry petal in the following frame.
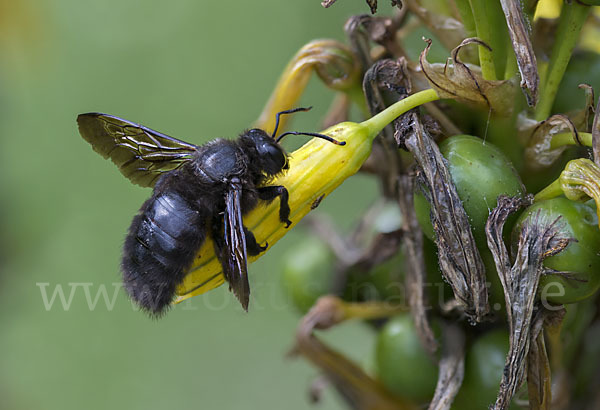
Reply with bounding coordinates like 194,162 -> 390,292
419,38 -> 517,116
255,39 -> 361,134
524,114 -> 579,170
568,84 -> 596,131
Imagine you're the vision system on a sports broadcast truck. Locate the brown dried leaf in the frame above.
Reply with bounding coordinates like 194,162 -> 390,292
500,0 -> 539,106
419,38 -> 518,116
400,112 -> 489,323
428,323 -> 465,410
485,196 -> 572,410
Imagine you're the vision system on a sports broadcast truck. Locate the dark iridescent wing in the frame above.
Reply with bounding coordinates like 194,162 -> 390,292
77,113 -> 198,187
221,180 -> 250,310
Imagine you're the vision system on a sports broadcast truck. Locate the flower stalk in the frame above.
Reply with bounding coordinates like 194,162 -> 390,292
536,1 -> 592,121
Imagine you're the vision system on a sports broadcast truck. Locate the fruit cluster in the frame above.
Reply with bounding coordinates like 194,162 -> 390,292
273,1 -> 600,409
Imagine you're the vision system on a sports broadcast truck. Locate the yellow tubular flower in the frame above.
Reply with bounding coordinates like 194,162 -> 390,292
174,88 -> 440,304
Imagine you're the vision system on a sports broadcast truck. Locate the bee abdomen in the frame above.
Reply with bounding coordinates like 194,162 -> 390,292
122,191 -> 206,316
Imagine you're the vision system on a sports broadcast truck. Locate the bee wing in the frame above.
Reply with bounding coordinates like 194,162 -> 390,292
77,113 -> 198,187
221,180 -> 250,310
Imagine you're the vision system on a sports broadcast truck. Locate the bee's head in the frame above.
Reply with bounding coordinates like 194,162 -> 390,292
244,128 -> 289,176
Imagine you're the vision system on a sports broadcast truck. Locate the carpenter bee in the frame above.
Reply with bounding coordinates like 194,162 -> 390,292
77,108 -> 344,316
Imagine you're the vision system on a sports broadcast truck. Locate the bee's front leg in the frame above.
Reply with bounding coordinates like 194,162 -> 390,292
257,185 -> 291,228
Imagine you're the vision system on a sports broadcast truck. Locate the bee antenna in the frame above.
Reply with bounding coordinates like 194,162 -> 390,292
271,107 -> 313,139
276,131 -> 346,146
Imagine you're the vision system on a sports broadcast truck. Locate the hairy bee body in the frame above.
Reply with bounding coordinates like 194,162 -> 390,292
120,135 -> 287,315
122,186 -> 207,314
77,110 -> 336,316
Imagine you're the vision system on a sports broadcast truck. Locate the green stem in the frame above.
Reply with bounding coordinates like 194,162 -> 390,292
455,0 -> 477,38
549,132 -> 593,150
468,0 -> 508,80
534,178 -> 564,201
503,38 -> 518,80
361,89 -> 440,139
535,2 -> 591,121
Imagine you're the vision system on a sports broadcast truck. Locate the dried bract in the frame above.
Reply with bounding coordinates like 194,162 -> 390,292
500,0 -> 539,106
427,323 -> 465,410
398,175 -> 438,355
401,112 -> 489,323
485,195 -> 572,410
419,38 -> 518,116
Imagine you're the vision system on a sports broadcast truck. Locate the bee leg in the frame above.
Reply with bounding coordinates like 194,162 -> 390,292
258,185 -> 291,228
244,227 -> 268,256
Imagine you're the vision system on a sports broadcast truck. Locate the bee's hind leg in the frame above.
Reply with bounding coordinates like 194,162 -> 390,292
257,185 -> 291,228
244,227 -> 268,256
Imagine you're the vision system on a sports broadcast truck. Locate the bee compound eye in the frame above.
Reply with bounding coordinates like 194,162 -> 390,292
257,141 -> 286,174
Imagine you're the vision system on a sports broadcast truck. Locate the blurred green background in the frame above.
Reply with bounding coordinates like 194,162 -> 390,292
0,1 -> 401,409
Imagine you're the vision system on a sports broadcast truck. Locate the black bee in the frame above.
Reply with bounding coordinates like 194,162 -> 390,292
77,108 -> 343,316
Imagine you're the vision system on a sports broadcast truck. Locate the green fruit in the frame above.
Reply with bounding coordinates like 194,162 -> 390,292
415,135 -> 525,246
375,314 -> 439,401
281,238 -> 334,313
414,135 -> 526,306
512,198 -> 600,304
453,329 -> 518,410
344,252 -> 405,303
